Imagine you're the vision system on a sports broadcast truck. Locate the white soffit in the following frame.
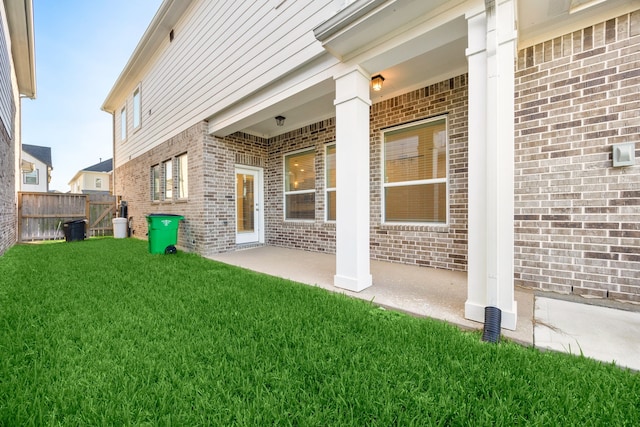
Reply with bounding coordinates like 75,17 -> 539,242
5,0 -> 36,98
517,0 -> 640,49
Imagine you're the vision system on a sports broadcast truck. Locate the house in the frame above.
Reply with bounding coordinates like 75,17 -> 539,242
0,0 -> 36,256
20,144 -> 52,192
68,158 -> 113,194
102,0 -> 640,330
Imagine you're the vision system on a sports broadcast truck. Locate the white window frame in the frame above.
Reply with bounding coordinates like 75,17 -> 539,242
176,153 -> 188,199
151,164 -> 160,201
164,159 -> 173,201
324,143 -> 336,222
120,106 -> 127,142
95,178 -> 102,189
381,115 -> 449,226
133,85 -> 141,130
283,148 -> 316,222
23,168 -> 39,185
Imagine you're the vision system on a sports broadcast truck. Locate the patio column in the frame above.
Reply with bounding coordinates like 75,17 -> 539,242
465,0 -> 518,330
333,66 -> 372,292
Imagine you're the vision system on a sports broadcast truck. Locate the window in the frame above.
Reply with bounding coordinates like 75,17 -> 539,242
23,169 -> 38,185
95,178 -> 102,189
325,144 -> 336,221
133,86 -> 141,129
120,107 -> 127,141
151,165 -> 160,201
177,154 -> 188,199
164,160 -> 173,200
383,117 -> 448,224
284,149 -> 315,220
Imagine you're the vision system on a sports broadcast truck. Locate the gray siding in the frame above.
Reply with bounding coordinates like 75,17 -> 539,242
114,0 -> 341,169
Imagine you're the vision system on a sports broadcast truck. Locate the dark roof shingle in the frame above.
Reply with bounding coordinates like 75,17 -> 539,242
22,144 -> 52,167
83,158 -> 113,172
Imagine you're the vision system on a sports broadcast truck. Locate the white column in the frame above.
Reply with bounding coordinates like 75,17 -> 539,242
465,0 -> 518,330
334,66 -> 372,292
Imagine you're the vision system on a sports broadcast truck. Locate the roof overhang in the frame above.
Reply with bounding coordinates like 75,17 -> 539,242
313,0 -> 463,61
101,0 -> 194,113
5,0 -> 36,98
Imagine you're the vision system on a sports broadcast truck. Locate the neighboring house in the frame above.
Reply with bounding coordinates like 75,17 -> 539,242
0,0 -> 36,256
68,158 -> 113,194
20,144 -> 52,192
102,0 -> 639,330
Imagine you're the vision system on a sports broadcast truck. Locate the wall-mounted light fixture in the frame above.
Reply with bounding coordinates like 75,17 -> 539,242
371,74 -> 385,91
275,115 -> 286,126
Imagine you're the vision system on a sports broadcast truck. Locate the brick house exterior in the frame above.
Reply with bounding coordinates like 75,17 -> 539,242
118,75 -> 471,269
106,1 -> 639,330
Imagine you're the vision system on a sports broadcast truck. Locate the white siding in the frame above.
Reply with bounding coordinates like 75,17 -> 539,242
69,171 -> 111,193
0,10 -> 12,138
20,151 -> 47,193
114,0 -> 342,168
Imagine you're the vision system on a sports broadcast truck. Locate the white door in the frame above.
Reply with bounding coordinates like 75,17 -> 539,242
235,167 -> 263,244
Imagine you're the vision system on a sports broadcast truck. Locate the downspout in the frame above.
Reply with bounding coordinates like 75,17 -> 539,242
482,0 -> 501,343
110,110 -> 117,206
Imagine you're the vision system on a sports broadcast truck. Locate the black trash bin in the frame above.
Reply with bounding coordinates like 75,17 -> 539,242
63,219 -> 86,242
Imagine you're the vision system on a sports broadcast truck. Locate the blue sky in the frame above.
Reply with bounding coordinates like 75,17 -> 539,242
22,0 -> 163,192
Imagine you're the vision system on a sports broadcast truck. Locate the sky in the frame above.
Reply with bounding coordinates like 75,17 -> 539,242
22,0 -> 163,192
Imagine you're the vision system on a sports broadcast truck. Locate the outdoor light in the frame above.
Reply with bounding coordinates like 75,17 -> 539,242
275,115 -> 286,126
371,74 -> 385,91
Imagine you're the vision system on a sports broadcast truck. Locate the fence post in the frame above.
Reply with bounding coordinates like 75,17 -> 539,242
17,192 -> 23,243
85,195 -> 90,227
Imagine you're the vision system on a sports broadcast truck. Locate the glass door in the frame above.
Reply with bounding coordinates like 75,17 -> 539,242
235,167 -> 262,244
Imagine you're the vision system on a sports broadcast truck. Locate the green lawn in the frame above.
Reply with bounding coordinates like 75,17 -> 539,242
1,238 -> 638,425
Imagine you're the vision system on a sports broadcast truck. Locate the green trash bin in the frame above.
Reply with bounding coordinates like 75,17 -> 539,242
146,214 -> 184,254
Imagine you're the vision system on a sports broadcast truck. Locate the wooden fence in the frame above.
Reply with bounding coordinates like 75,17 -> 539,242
17,192 -> 117,242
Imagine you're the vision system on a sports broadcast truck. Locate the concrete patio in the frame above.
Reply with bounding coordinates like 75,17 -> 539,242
208,246 -> 640,371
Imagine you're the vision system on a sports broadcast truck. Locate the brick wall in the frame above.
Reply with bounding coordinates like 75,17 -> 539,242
370,75 -> 469,271
114,122 -> 207,253
203,131 -> 268,255
114,122 -> 270,256
266,119 -> 337,253
0,119 -> 15,256
514,11 -> 640,301
263,76 -> 469,270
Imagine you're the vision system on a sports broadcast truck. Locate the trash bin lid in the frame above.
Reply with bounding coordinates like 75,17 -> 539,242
64,219 -> 87,224
146,213 -> 184,225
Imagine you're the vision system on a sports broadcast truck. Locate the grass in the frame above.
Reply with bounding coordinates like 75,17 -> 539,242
1,238 -> 639,425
